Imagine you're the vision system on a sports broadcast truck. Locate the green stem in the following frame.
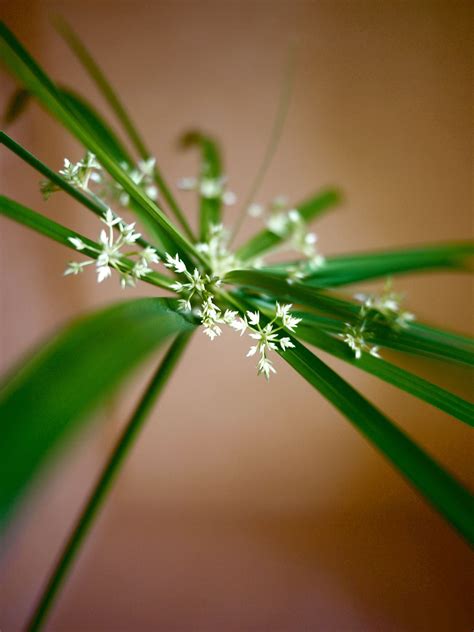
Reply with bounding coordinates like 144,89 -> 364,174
26,332 -> 193,632
229,42 -> 296,245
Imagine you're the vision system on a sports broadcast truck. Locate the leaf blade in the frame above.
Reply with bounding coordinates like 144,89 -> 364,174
0,297 -> 195,526
282,340 -> 474,543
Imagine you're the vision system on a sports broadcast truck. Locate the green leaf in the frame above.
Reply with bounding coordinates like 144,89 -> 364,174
236,188 -> 341,261
181,130 -> 222,239
0,298 -> 196,526
2,86 -> 31,126
282,339 -> 474,543
54,17 -> 194,239
0,195 -> 172,290
227,270 -> 474,367
303,242 -> 474,287
295,323 -> 474,426
60,86 -> 133,165
0,23 -> 200,264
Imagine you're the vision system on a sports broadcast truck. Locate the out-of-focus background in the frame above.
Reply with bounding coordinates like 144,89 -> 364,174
0,1 -> 472,630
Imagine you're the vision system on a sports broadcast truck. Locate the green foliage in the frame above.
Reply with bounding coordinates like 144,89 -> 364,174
0,299 -> 195,526
0,16 -> 473,609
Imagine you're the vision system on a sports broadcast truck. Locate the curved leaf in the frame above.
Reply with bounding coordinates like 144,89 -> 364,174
236,188 -> 341,261
181,130 -> 222,239
0,298 -> 196,525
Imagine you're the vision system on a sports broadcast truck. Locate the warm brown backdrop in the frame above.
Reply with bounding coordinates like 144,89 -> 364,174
0,1 -> 473,630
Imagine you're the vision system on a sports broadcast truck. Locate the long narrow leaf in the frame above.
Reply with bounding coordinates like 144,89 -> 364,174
0,298 -> 196,526
0,23 -> 201,264
295,324 -> 473,426
264,242 -> 474,287
236,188 -> 341,261
227,270 -> 474,366
60,87 -> 133,165
182,130 -> 222,239
54,18 -> 194,239
0,195 -> 172,290
282,340 -> 474,543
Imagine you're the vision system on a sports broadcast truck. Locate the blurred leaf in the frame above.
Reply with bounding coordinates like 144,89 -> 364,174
54,17 -> 194,239
264,242 -> 474,286
2,87 -> 31,126
60,86 -> 133,165
0,298 -> 196,526
282,339 -> 474,543
236,188 -> 341,261
181,130 -> 222,239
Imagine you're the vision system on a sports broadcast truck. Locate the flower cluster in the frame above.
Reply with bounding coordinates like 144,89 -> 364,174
338,281 -> 415,359
164,252 -> 237,339
41,153 -> 158,207
195,223 -> 240,277
111,158 -> 158,207
177,175 -> 236,206
41,152 -> 101,199
338,322 -> 380,360
355,281 -> 415,329
231,303 -> 301,379
65,209 -> 159,287
248,196 -> 325,275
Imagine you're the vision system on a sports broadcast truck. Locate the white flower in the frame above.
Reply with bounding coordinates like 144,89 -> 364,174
164,253 -> 187,274
279,337 -> 295,350
247,203 -> 264,218
141,246 -> 160,264
64,261 -> 89,276
177,177 -> 198,191
257,356 -> 276,380
246,311 -> 260,326
68,237 -> 87,251
200,177 -> 224,199
97,265 -> 112,283
222,191 -> 237,206
338,322 -> 380,360
230,317 -> 248,336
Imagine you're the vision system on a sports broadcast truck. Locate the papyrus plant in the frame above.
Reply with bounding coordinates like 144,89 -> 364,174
1,20 -> 473,631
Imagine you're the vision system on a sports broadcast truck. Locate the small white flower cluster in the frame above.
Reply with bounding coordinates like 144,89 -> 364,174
65,209 -> 159,287
113,158 -> 158,206
338,322 -> 380,360
164,252 -> 236,340
41,152 -> 101,199
248,196 -> 325,276
355,282 -> 415,329
338,282 -> 415,359
195,224 -> 239,277
177,175 -> 236,206
231,303 -> 301,380
41,153 -> 158,207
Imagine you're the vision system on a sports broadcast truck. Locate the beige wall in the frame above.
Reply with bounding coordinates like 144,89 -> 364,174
1,1 -> 473,630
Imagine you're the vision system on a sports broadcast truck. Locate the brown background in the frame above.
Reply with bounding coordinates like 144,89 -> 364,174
0,1 -> 473,630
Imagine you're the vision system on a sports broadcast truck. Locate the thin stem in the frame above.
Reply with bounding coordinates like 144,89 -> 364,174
54,18 -> 195,241
26,332 -> 193,632
229,42 -> 296,245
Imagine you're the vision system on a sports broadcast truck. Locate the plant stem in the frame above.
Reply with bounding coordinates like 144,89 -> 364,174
26,332 -> 193,632
229,42 -> 296,245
